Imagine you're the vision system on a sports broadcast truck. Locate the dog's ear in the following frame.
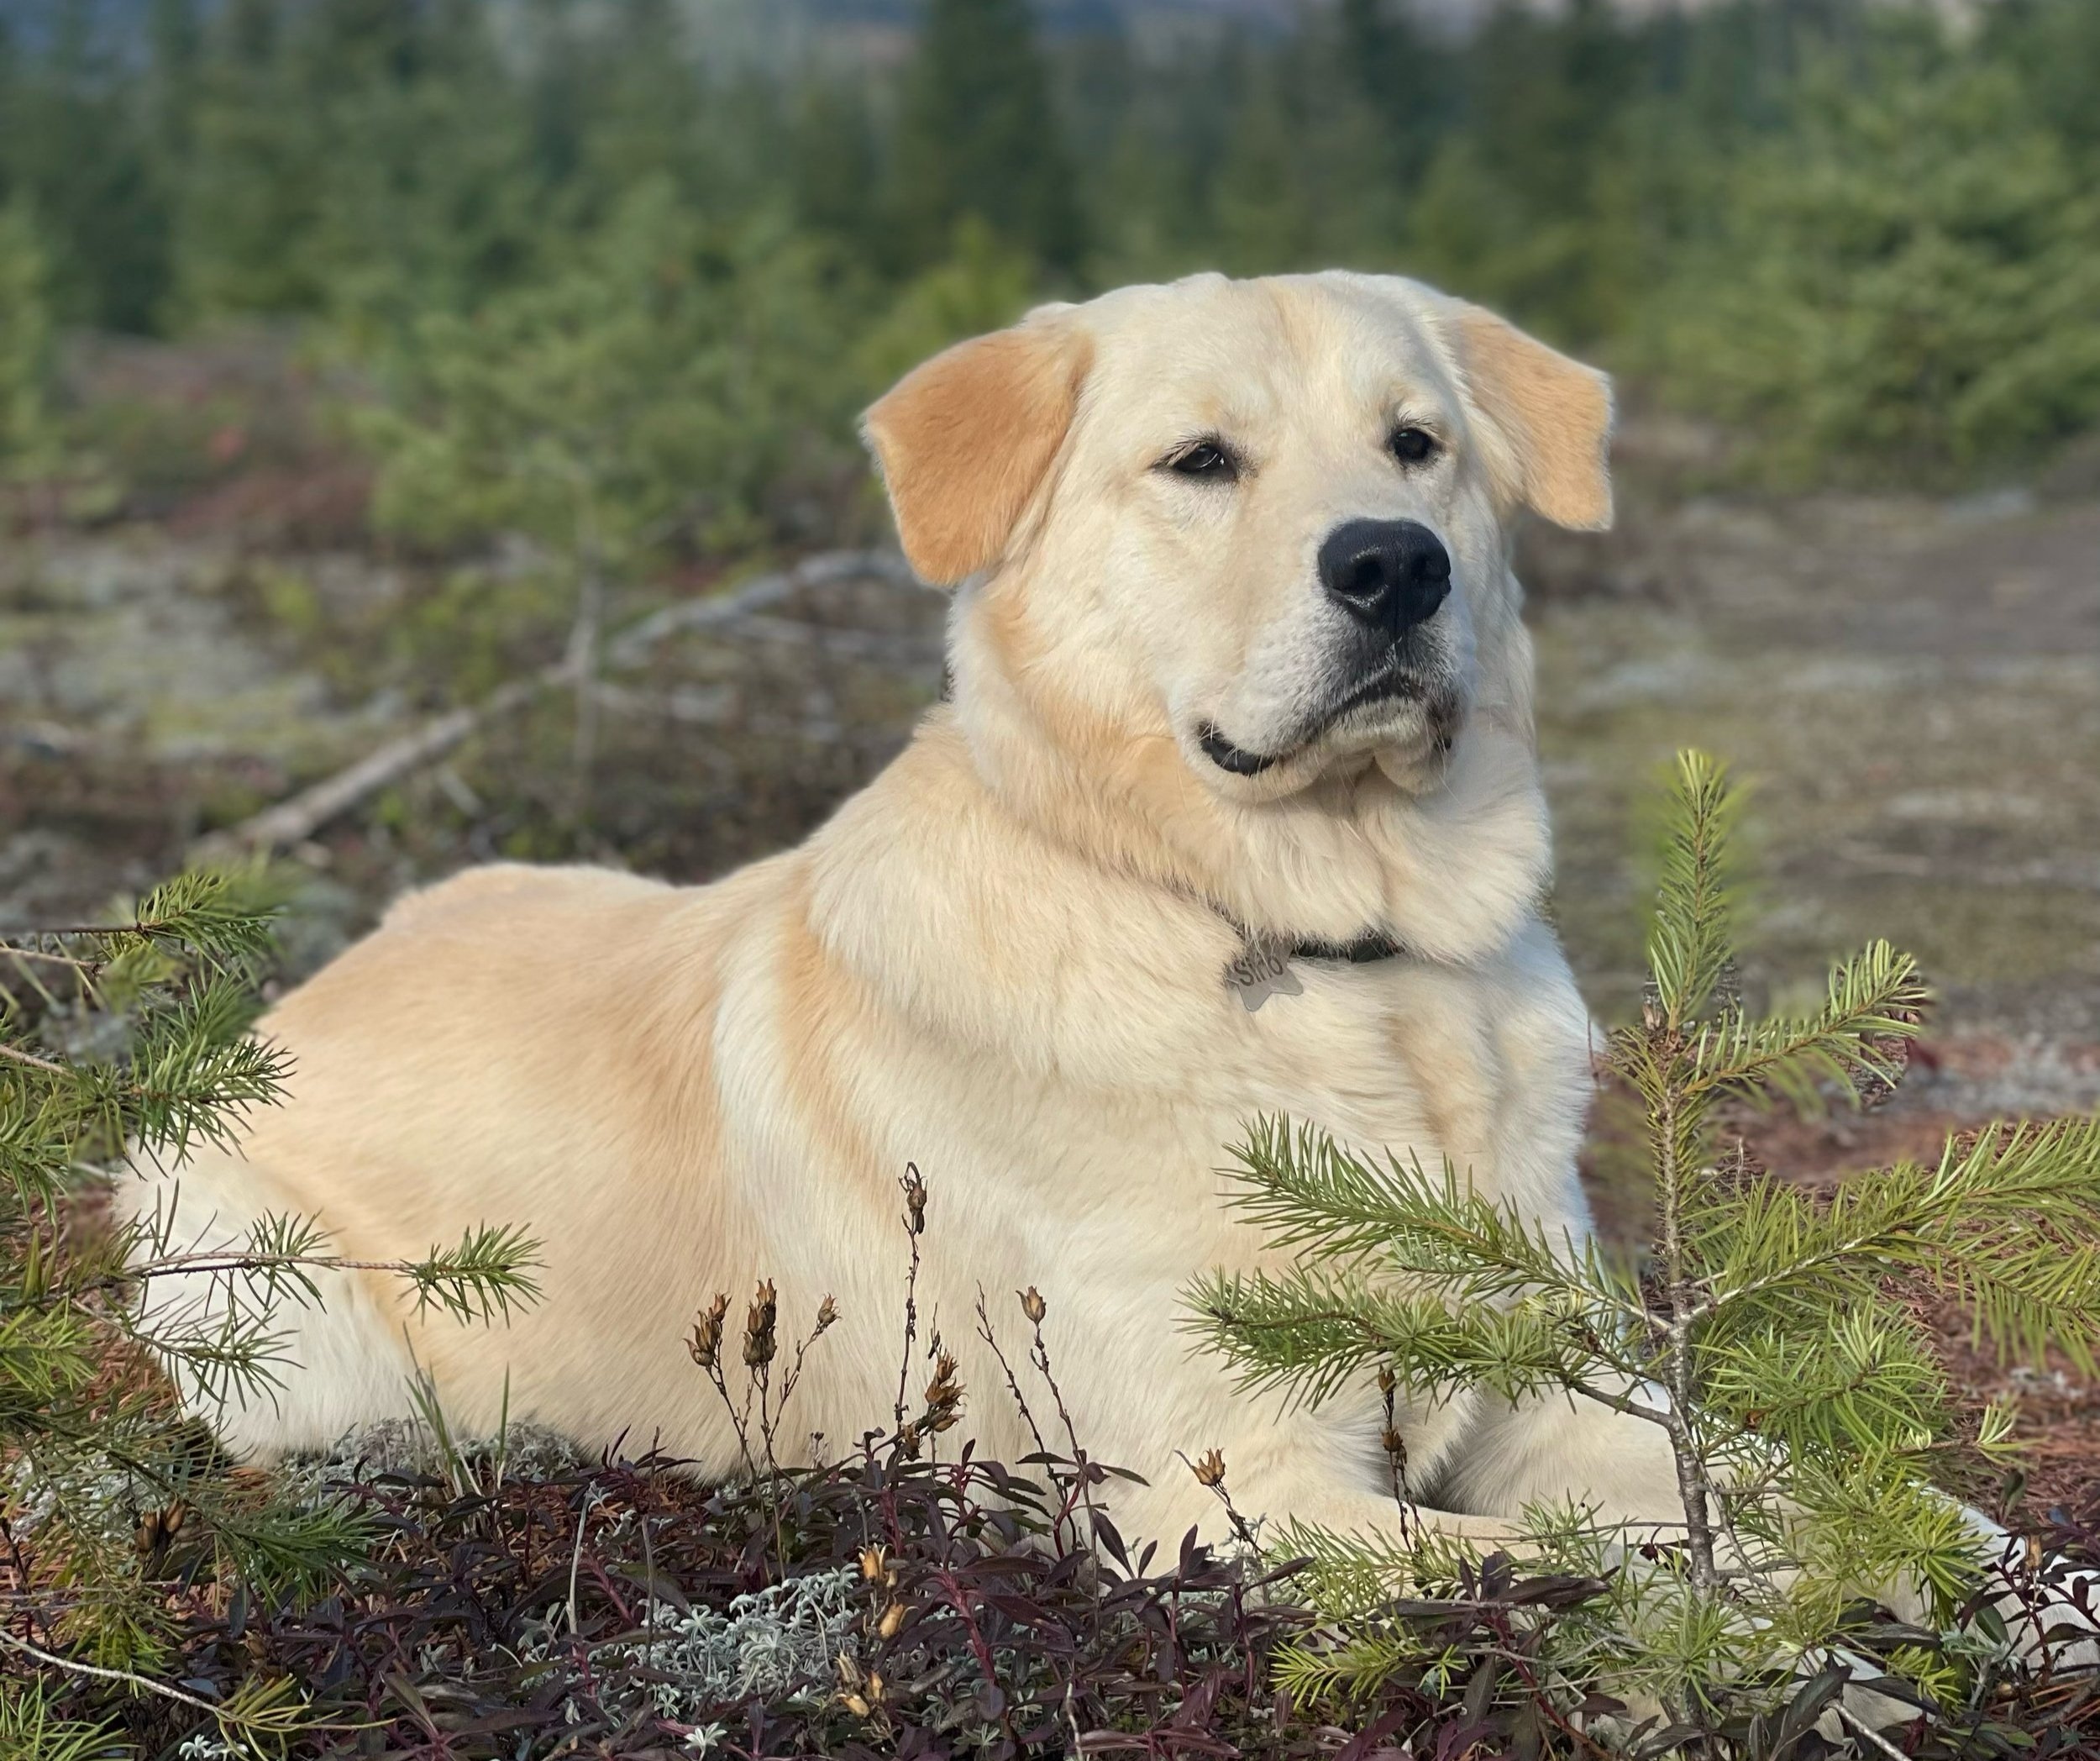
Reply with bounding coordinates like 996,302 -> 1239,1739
862,315 -> 1091,586
1449,304 -> 1614,532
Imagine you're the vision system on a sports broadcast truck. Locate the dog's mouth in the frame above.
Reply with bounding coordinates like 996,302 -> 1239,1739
1197,726 -> 1283,775
1198,669 -> 1440,777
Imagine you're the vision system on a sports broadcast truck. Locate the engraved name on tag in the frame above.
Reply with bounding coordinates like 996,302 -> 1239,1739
1225,935 -> 1304,1012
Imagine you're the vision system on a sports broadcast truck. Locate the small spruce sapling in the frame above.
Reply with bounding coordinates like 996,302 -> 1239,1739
1187,750 -> 2100,1732
2,870 -> 539,1730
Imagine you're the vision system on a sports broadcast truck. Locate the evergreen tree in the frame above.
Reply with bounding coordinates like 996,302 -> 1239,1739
1190,752 -> 2100,1737
1986,0 -> 2100,169
1404,0 -> 1648,343
1,872 -> 537,1711
1082,28 -> 1240,281
0,198 -> 55,475
7,0 -> 171,331
352,178 -> 864,821
170,0 -> 327,318
1647,52 -> 2100,482
791,72 -> 886,265
890,0 -> 1085,277
174,0 -> 538,332
1336,0 -> 1454,193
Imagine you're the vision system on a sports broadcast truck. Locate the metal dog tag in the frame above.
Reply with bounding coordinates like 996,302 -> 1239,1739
1225,935 -> 1303,1012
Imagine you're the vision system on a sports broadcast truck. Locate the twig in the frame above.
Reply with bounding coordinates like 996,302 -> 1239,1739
0,1625 -> 369,1734
765,1294 -> 838,1461
1377,1367 -> 1416,1544
1022,1293 -> 1107,1560
974,1288 -> 1051,1462
1177,1450 -> 1263,1556
197,548 -> 916,858
0,1038 -> 66,1075
0,945 -> 101,971
894,1165 -> 927,1443
202,686 -> 538,859
599,549 -> 916,667
1833,1700 -> 1910,1761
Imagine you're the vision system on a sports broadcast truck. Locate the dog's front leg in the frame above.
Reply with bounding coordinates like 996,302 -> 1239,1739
1108,1387 -> 1536,1563
1436,1387 -> 1686,1532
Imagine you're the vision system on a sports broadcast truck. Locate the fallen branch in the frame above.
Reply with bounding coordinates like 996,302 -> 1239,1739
0,1625 -> 372,1739
197,549 -> 918,859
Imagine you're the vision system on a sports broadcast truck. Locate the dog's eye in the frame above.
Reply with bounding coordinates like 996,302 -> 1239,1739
1162,439 -> 1238,481
1389,426 -> 1438,466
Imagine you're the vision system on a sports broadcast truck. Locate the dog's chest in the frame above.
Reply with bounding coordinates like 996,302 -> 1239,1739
1199,927 -> 1593,1211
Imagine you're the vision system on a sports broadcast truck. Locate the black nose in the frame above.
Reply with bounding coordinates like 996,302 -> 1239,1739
1317,518 -> 1452,634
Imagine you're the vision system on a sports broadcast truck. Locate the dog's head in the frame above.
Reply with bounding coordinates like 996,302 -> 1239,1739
864,271 -> 1610,802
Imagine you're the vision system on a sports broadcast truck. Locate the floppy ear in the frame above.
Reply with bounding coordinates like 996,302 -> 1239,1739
862,317 -> 1092,586
1451,304 -> 1614,532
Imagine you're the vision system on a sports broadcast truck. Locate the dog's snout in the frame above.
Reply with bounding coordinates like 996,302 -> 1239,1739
1317,518 -> 1452,635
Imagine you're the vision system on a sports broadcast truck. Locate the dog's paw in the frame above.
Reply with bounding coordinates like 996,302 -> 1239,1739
1992,1550 -> 2100,1674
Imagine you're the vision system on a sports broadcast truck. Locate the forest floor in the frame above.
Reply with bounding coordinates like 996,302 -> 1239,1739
5,348 -> 2097,1517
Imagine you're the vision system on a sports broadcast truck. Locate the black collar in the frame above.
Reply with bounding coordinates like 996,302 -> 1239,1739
1203,896 -> 1408,975
1212,902 -> 1406,966
1287,929 -> 1406,965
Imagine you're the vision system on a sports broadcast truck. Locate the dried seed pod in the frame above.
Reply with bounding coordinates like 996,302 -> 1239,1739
815,1294 -> 838,1332
921,1351 -> 963,1432
743,1279 -> 778,1369
1019,1286 -> 1047,1325
901,1164 -> 927,1236
878,1601 -> 906,1640
687,1293 -> 729,1370
842,1693 -> 872,1719
859,1545 -> 887,1582
1190,1448 -> 1226,1488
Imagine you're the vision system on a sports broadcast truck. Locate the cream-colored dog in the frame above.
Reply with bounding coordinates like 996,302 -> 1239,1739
135,271 -> 1689,1549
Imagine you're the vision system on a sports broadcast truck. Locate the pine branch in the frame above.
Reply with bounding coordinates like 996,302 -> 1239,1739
1781,1454 -> 1989,1627
1686,939 -> 1927,1107
1699,1119 -> 2100,1369
400,1222 -> 544,1323
1646,749 -> 1741,1031
1184,743 -> 2098,1727
0,1038 -> 66,1076
29,870 -> 280,968
1221,1119 -> 1636,1318
117,1212 -> 543,1396
1186,1262 -> 1665,1425
1696,1307 -> 1951,1463
30,976 -> 293,1167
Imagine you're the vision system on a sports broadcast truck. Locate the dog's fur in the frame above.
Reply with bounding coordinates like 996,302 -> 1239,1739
134,272 -> 1690,1549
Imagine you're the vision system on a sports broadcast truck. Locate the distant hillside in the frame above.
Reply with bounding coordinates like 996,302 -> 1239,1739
0,0 -> 1985,55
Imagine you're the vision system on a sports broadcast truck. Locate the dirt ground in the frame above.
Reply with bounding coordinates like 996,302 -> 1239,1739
5,373 -> 2097,1515
1533,456 -> 2100,1514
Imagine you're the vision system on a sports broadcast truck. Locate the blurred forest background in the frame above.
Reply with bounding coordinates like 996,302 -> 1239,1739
3,0 -> 2097,1352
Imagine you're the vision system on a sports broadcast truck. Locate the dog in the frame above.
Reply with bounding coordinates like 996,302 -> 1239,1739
134,271 -> 1693,1552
